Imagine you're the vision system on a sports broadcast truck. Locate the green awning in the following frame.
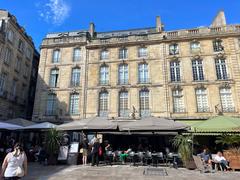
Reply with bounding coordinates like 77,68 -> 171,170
191,116 -> 240,133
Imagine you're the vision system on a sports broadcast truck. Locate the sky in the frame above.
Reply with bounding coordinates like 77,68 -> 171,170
0,0 -> 240,50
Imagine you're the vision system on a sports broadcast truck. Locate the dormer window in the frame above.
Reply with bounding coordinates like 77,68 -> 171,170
213,39 -> 224,52
169,43 -> 179,55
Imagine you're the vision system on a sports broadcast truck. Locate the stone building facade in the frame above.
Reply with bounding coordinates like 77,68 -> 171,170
0,10 -> 39,120
33,11 -> 240,123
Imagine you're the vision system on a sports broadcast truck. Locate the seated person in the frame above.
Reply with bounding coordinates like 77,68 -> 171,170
198,148 -> 213,168
213,151 -> 230,171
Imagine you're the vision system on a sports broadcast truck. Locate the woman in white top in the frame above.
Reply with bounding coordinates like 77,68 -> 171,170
214,151 -> 230,170
1,143 -> 28,180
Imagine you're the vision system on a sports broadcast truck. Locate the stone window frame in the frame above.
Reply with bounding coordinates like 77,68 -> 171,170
191,56 -> 204,81
99,63 -> 110,85
100,48 -> 109,60
171,86 -> 185,113
213,38 -> 224,52
98,89 -> 109,117
118,90 -> 129,117
119,47 -> 128,60
69,92 -> 80,115
219,86 -> 235,113
139,87 -> 150,117
195,87 -> 210,113
71,66 -> 81,87
46,93 -> 57,116
52,48 -> 61,63
137,45 -> 148,58
72,47 -> 81,62
138,62 -> 150,84
49,67 -> 60,88
190,40 -> 201,53
169,59 -> 181,82
118,62 -> 129,85
214,56 -> 228,80
169,43 -> 179,55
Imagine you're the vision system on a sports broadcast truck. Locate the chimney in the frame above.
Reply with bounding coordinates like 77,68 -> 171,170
156,16 -> 164,32
89,22 -> 95,37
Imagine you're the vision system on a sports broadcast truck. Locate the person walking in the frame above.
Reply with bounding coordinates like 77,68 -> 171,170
81,138 -> 88,165
91,139 -> 100,166
1,143 -> 28,180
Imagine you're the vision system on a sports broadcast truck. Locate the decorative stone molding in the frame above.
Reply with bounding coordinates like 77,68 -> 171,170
191,55 -> 201,60
171,85 -> 182,91
100,87 -> 107,92
140,86 -> 149,91
120,86 -> 127,92
219,82 -> 230,88
195,83 -> 206,89
215,52 -> 226,59
169,56 -> 179,61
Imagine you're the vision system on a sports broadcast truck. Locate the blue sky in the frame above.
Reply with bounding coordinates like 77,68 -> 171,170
1,0 -> 239,50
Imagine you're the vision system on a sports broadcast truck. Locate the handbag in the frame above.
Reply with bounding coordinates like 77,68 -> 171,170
16,166 -> 24,177
98,146 -> 102,156
79,148 -> 83,153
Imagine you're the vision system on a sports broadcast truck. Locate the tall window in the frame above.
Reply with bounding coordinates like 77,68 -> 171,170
0,73 -> 6,94
46,94 -> 57,115
190,41 -> 200,52
170,61 -> 181,82
99,65 -> 109,85
213,39 -> 224,52
71,68 -> 81,86
215,58 -> 227,80
169,43 -> 179,55
15,57 -> 21,72
119,48 -> 128,59
69,93 -> 79,115
73,48 -> 81,61
192,59 -> 204,81
26,48 -> 32,59
220,88 -> 234,112
7,30 -> 14,42
99,91 -> 108,117
18,39 -> 24,52
52,49 -> 60,63
172,89 -> 185,113
119,91 -> 129,117
4,48 -> 12,64
11,80 -> 17,97
138,63 -> 149,83
138,47 -> 147,58
139,90 -> 150,117
118,64 -> 128,84
100,50 -> 109,60
49,69 -> 59,87
196,88 -> 209,112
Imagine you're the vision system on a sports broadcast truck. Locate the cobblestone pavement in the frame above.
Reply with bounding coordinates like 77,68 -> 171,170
23,163 -> 239,180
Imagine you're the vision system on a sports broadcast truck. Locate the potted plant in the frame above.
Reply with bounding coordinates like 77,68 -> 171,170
215,134 -> 240,170
45,128 -> 62,165
172,135 -> 196,169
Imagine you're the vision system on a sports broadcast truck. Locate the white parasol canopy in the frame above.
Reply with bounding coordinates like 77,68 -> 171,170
23,122 -> 57,129
0,122 -> 23,130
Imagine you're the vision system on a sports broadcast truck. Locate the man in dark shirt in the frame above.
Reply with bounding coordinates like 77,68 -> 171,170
91,139 -> 100,166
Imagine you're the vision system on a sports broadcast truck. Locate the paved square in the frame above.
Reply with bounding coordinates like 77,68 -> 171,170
24,163 -> 239,180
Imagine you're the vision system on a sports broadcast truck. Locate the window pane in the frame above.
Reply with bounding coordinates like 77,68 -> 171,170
71,68 -> 81,86
50,69 -> 59,87
173,90 -> 185,112
139,90 -> 150,117
170,61 -> 181,82
100,66 -> 109,85
100,50 -> 109,60
192,59 -> 204,81
215,58 -> 227,80
69,93 -> 79,115
169,44 -> 179,55
138,47 -> 147,57
213,40 -> 224,52
73,48 -> 81,61
119,92 -> 129,117
99,92 -> 108,117
118,64 -> 128,84
196,88 -> 209,112
119,48 -> 128,59
138,64 -> 149,83
220,88 -> 234,112
52,50 -> 60,63
46,94 -> 57,115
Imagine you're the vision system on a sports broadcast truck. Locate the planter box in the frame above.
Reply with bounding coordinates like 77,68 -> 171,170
224,150 -> 240,170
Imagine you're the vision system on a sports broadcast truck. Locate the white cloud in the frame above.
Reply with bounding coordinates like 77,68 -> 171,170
37,0 -> 71,26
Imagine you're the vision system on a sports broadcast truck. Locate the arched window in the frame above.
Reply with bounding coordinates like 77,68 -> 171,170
99,91 -> 108,117
118,64 -> 128,85
170,60 -> 181,82
52,49 -> 60,63
138,63 -> 149,83
220,88 -> 234,112
46,93 -> 57,115
99,65 -> 109,85
71,67 -> 81,86
139,90 -> 150,117
49,69 -> 59,87
119,91 -> 129,117
195,88 -> 209,112
192,59 -> 204,81
172,89 -> 185,113
69,93 -> 80,115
